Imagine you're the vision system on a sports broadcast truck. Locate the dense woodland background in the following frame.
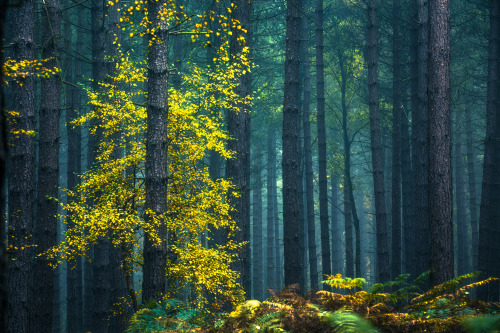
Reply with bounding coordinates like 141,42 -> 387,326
1,0 -> 500,332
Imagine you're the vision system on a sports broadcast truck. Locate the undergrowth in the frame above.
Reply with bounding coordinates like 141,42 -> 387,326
126,272 -> 500,333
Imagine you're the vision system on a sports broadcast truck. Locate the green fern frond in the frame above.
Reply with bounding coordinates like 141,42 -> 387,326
463,315 -> 500,333
319,309 -> 379,333
322,274 -> 366,291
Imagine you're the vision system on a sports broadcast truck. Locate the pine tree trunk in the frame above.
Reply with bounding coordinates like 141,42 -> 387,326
465,106 -> 478,271
0,1 -> 8,329
315,0 -> 330,285
391,0 -> 402,280
428,0 -> 453,286
331,177 -> 341,275
266,127 -> 276,291
344,181 -> 354,278
454,119 -> 468,276
66,3 -> 83,331
6,0 -> 36,330
252,150 -> 264,300
282,0 -> 303,287
227,0 -> 252,295
406,0 -> 418,278
301,15 -> 318,289
414,0 -> 431,279
367,0 -> 389,283
143,0 -> 169,303
478,0 -> 500,302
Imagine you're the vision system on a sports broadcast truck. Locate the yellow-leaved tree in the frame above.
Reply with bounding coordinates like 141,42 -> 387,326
46,37 -> 250,311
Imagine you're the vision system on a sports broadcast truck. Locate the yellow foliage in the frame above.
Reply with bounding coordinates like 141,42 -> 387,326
45,47 -> 250,310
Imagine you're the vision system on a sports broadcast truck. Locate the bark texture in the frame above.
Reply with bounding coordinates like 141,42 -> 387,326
478,0 -> 500,302
227,0 -> 252,295
282,0 -> 303,286
6,0 -> 36,331
143,0 -> 169,302
367,0 -> 389,283
315,0 -> 331,285
391,0 -> 402,280
252,150 -> 263,300
428,0 -> 453,286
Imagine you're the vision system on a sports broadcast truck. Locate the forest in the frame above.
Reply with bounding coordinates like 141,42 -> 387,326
1,0 -> 500,332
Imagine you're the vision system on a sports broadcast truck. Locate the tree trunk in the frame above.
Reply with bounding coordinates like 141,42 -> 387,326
344,180 -> 354,278
315,0 -> 331,285
252,149 -> 263,300
465,106 -> 478,271
428,0 -> 453,286
391,0 -> 402,280
406,0 -> 418,278
66,2 -> 83,331
478,0 -> 500,302
143,0 -> 169,303
227,0 -> 252,295
300,7 -> 318,289
414,0 -> 431,279
282,0 -> 303,287
331,177 -> 341,275
32,0 -> 61,329
266,127 -> 276,291
367,0 -> 389,283
454,116 -> 468,276
0,0 -> 8,330
6,0 -> 36,330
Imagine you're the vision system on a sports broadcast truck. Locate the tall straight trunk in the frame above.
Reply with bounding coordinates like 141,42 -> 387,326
414,0 -> 430,278
252,151 -> 263,300
315,0 -> 331,284
90,0 -> 110,330
32,0 -> 61,329
428,0 -> 453,286
344,180 -> 354,277
367,0 -> 389,283
465,106 -> 478,271
297,119 -> 306,292
143,0 -> 169,303
478,0 -> 500,302
406,0 -> 418,278
274,173 -> 282,289
391,0 -> 402,280
0,1 -> 7,330
331,177 -> 341,275
454,122 -> 468,275
282,0 -> 303,287
339,51 -> 359,277
266,127 -> 276,291
300,5 -> 318,289
228,0 -> 252,295
66,4 -> 83,332
6,0 -> 36,330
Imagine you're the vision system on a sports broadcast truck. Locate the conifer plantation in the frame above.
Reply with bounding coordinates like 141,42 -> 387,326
1,0 -> 500,332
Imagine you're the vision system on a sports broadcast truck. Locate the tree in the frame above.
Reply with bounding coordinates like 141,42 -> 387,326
300,0 -> 318,290
478,0 -> 500,302
227,0 -> 252,296
5,0 -> 36,331
282,0 -> 303,286
143,0 -> 170,303
0,0 -> 9,330
391,0 -> 402,280
413,0 -> 430,279
316,0 -> 331,286
367,0 -> 389,283
31,0 -> 62,329
428,0 -> 453,286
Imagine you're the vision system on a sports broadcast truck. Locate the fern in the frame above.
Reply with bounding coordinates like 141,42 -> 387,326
249,311 -> 287,333
463,315 -> 500,333
319,309 -> 379,333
